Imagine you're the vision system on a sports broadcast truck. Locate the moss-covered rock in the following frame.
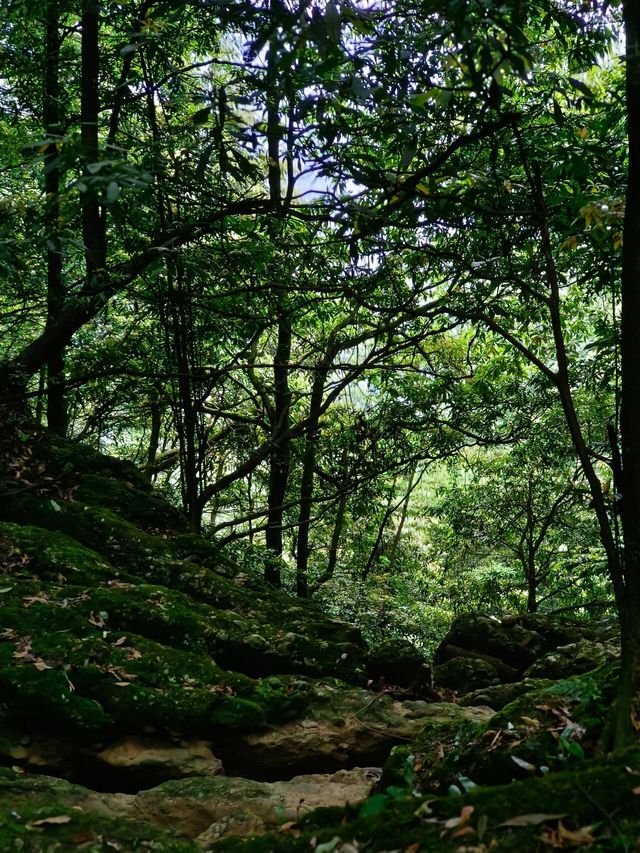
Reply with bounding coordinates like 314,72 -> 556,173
448,662 -> 619,787
0,766 -> 197,852
379,703 -> 492,793
459,677 -> 555,710
434,655 -> 501,692
215,746 -> 640,852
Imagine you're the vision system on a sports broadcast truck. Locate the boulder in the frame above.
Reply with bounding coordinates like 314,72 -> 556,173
136,768 -> 380,843
216,682 -> 475,780
459,677 -> 555,710
434,612 -> 545,674
379,702 -> 494,793
433,612 -> 615,694
367,638 -> 433,697
523,639 -> 620,680
433,655 -> 501,693
96,736 -> 223,787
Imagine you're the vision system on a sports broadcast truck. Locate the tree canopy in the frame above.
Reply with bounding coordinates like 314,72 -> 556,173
3,0 -> 640,746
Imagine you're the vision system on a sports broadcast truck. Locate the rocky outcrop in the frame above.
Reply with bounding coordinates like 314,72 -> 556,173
1,432 -> 632,852
433,611 -> 612,693
0,764 -> 380,848
366,638 -> 433,697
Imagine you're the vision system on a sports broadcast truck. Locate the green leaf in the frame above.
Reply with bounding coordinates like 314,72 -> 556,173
120,43 -> 140,57
315,838 -> 342,853
358,793 -> 390,817
568,77 -> 595,99
106,181 -> 120,204
192,107 -> 211,125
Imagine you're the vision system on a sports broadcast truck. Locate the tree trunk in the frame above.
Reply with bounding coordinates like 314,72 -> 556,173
388,460 -> 418,564
81,0 -> 106,279
614,0 -> 640,748
265,309 -> 292,584
44,0 -> 67,435
146,398 -> 162,483
295,363 -> 330,597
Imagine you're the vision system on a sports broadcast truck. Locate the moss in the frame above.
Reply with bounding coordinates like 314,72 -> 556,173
74,473 -> 190,534
0,667 -> 112,734
0,768 -> 198,852
40,434 -> 151,492
216,747 -> 640,852
0,521 -> 134,586
166,532 -> 238,576
0,581 -> 308,742
381,715 -> 489,793
447,663 -> 620,787
0,491 -> 180,581
494,661 -> 617,735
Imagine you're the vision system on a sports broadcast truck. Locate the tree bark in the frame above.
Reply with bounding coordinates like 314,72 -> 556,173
265,308 -> 292,584
44,0 -> 67,435
614,0 -> 640,748
295,361 -> 330,597
81,0 -> 106,279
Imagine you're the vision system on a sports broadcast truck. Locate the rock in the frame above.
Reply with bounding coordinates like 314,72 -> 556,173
452,662 -> 620,787
96,736 -> 223,786
379,703 -> 494,793
432,612 -> 611,695
434,612 -> 545,675
522,639 -> 620,680
436,643 -> 519,681
216,680 -> 487,781
433,656 -> 501,693
367,638 -> 433,697
459,677 -> 555,710
134,768 -> 380,843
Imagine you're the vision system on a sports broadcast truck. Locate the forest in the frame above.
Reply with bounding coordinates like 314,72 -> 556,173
1,0 -> 640,850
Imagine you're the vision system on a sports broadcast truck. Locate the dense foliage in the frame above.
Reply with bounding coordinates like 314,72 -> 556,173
4,0 -> 640,735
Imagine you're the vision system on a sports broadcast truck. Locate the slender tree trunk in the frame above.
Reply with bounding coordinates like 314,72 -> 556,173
81,0 -> 105,279
613,1 -> 640,748
168,267 -> 201,531
526,573 -> 538,613
362,478 -> 398,580
310,453 -> 351,594
296,363 -> 330,597
325,487 -> 348,582
265,308 -> 291,583
146,398 -> 162,482
389,460 -> 418,564
44,0 -> 67,435
262,14 -> 290,584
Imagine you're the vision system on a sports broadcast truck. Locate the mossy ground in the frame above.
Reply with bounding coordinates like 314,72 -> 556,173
2,432 -> 638,852
0,434 -> 371,784
0,767 -> 198,852
215,746 -> 640,852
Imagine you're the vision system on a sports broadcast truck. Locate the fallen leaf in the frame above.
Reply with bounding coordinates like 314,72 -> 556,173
279,821 -> 299,831
113,682 -> 131,687
28,815 -> 72,826
113,636 -> 127,646
451,826 -> 476,839
22,594 -> 50,607
511,755 -> 536,772
404,843 -> 421,853
541,821 -> 595,848
498,813 -> 567,828
632,786 -> 640,795
444,805 -> 474,830
33,659 -> 51,671
88,611 -> 107,628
